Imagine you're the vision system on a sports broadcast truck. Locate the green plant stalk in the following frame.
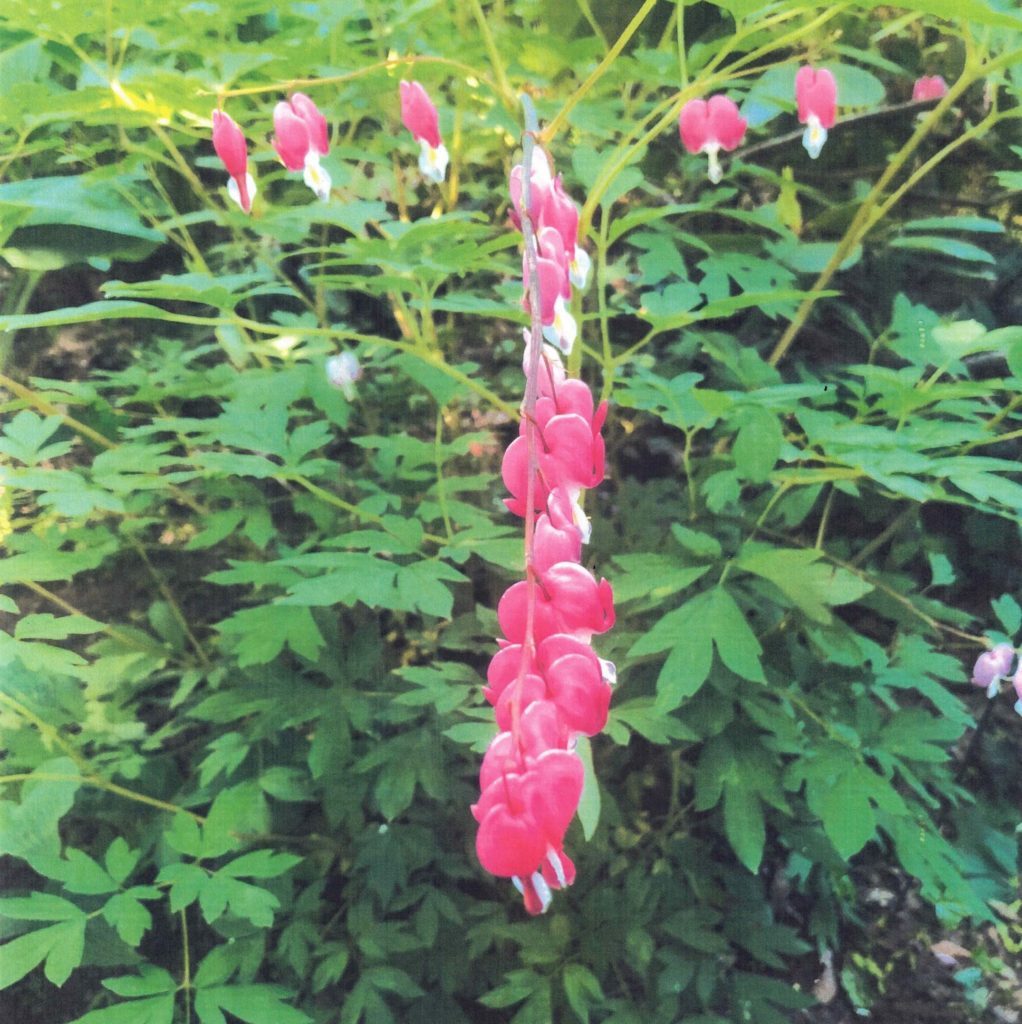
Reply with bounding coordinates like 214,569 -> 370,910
0,270 -> 42,373
576,0 -> 609,51
286,473 -> 447,545
0,370 -> 116,449
127,535 -> 211,666
16,578 -> 179,660
543,0 -> 660,144
466,0 -> 515,109
0,771 -> 206,822
181,908 -> 192,1024
767,60 -> 993,367
676,0 -> 688,89
0,693 -> 89,771
434,407 -> 454,540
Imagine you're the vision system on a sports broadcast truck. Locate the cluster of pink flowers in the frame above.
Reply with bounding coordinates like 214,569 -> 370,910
209,81 -> 446,213
679,66 -> 949,182
508,149 -> 591,354
471,149 -> 614,916
971,643 -> 1022,714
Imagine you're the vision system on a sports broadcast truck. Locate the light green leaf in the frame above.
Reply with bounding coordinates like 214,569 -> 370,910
733,406 -> 782,483
723,785 -> 765,873
737,545 -> 873,625
0,922 -> 69,989
219,850 -> 303,880
0,892 -> 83,921
43,917 -> 85,986
194,985 -> 311,1024
575,736 -> 601,841
102,893 -> 152,947
710,587 -> 766,683
70,997 -> 175,1024
103,967 -> 177,998
889,235 -> 995,264
0,300 -> 170,332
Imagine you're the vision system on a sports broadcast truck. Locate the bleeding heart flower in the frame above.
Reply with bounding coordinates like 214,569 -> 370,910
400,80 -> 448,184
541,176 -> 590,289
273,94 -> 332,201
326,351 -> 362,400
912,75 -> 948,102
211,110 -> 256,214
509,149 -> 553,229
971,642 -> 1016,698
678,95 -> 747,184
795,66 -> 837,159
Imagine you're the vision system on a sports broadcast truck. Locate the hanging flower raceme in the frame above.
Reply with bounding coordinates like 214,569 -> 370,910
400,80 -> 448,184
795,65 -> 837,159
211,110 -> 256,214
678,95 -> 747,184
912,75 -> 948,102
472,137 -> 614,916
273,93 -> 332,201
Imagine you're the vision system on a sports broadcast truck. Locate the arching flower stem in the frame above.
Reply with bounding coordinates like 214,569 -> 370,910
511,94 -> 546,752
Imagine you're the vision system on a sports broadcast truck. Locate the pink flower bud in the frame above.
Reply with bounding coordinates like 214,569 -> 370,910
400,80 -> 448,183
211,109 -> 255,213
1012,662 -> 1022,717
400,80 -> 441,147
678,96 -> 747,183
912,75 -> 948,102
795,66 -> 837,159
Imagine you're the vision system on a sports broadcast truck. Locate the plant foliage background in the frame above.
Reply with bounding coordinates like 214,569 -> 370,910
1,0 -> 1021,1022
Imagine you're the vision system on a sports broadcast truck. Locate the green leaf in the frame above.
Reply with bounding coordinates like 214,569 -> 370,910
67,996 -> 175,1024
194,985 -> 311,1024
157,863 -> 207,914
991,593 -> 1022,636
723,785 -> 765,873
259,766 -> 313,802
807,761 -> 877,859
889,235 -> 995,264
670,523 -> 722,559
733,406 -> 782,483
201,782 -> 267,858
611,698 -> 698,744
563,963 -> 604,1024
736,545 -> 873,625
710,587 -> 766,683
163,813 -> 202,858
101,893 -> 152,947
43,917 -> 86,986
58,847 -> 118,894
103,967 -> 177,998
0,923 -> 66,989
575,736 -> 601,841
219,850 -> 303,880
0,892 -> 83,921
0,299 -> 170,332
0,757 -> 80,870
217,602 -> 325,667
